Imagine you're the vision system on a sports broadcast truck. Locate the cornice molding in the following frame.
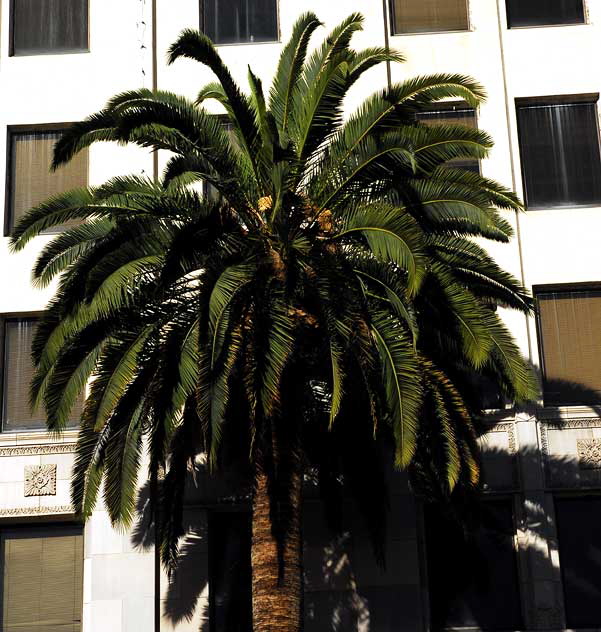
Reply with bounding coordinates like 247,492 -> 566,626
0,504 -> 74,518
0,443 -> 76,457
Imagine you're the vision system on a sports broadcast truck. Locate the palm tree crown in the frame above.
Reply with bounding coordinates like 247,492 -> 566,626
10,12 -> 536,632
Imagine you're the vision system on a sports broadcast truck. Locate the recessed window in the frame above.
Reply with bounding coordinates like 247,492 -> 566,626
11,0 -> 89,56
390,0 -> 469,35
555,496 -> 601,628
535,286 -> 601,406
1,317 -> 82,432
202,0 -> 278,45
417,103 -> 480,173
506,0 -> 585,28
516,96 -> 601,209
425,500 -> 522,631
1,525 -> 84,631
6,127 -> 88,235
203,118 -> 235,201
208,512 -> 252,631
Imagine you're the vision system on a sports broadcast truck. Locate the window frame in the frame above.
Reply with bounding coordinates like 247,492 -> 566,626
207,507 -> 252,632
515,94 -> 601,211
0,312 -> 43,434
0,522 -> 84,631
416,100 -> 481,174
8,0 -> 91,57
553,492 -> 601,629
533,281 -> 601,407
389,0 -> 471,36
506,0 -> 587,29
4,123 -> 86,237
199,0 -> 281,46
422,494 -> 524,631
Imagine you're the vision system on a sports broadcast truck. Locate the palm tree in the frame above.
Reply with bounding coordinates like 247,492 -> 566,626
10,13 -> 536,632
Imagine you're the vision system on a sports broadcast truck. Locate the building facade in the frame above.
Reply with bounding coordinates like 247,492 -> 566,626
1,1 -> 601,630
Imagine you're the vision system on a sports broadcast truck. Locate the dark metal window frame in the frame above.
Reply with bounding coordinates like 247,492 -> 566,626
8,0 -> 91,57
416,100 -> 481,174
506,0 -> 587,29
515,94 -> 601,211
553,492 -> 601,629
0,312 -> 43,433
199,0 -> 281,46
0,522 -> 84,632
4,123 -> 84,237
207,507 -> 252,632
533,281 -> 601,407
389,0 -> 471,36
422,494 -> 524,631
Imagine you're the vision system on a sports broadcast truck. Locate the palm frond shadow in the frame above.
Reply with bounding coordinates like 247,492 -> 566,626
129,393 -> 601,632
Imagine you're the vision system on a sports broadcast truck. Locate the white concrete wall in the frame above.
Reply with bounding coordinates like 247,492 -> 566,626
2,1 -> 601,631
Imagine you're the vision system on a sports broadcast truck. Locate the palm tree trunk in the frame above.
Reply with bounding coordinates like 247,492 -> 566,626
251,454 -> 303,632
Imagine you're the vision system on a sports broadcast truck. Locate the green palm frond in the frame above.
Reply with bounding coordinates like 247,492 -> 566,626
10,13 -> 537,571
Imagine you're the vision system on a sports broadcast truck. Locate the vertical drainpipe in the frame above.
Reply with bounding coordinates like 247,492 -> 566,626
151,3 -> 160,629
152,0 -> 159,183
494,0 -> 533,365
381,0 -> 392,89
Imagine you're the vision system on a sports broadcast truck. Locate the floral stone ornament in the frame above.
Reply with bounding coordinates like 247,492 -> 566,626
24,464 -> 57,496
577,439 -> 601,470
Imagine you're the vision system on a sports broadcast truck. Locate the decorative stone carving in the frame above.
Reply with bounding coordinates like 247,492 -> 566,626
0,443 -> 76,457
24,464 -> 57,496
577,439 -> 601,470
540,418 -> 601,487
0,505 -> 74,518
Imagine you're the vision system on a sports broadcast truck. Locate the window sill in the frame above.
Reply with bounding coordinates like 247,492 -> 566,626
526,202 -> 601,211
212,39 -> 280,48
508,21 -> 588,30
0,428 -> 78,449
538,404 -> 601,421
9,48 -> 90,58
390,28 -> 472,37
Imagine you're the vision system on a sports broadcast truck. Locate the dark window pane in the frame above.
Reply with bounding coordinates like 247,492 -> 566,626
417,104 -> 480,173
391,0 -> 469,34
2,318 -> 83,432
209,512 -> 252,632
517,100 -> 601,208
507,0 -> 585,28
555,497 -> 601,628
204,119 -> 235,200
203,0 -> 278,44
12,0 -> 88,55
8,129 -> 88,234
425,500 -> 522,631
1,525 -> 83,632
536,288 -> 601,406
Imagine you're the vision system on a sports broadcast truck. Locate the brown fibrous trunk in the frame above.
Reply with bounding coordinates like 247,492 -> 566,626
251,456 -> 303,632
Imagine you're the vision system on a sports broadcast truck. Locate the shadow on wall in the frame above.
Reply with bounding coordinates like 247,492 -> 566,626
127,377 -> 601,632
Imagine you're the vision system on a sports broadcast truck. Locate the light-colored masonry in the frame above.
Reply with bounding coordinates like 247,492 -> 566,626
1,1 -> 601,631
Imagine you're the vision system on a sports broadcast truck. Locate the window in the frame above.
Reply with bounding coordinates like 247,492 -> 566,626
1,525 -> 84,631
208,512 -> 252,632
425,500 -> 522,630
203,118 -> 235,201
11,0 -> 89,56
390,0 -> 469,35
506,0 -> 585,28
516,96 -> 601,209
1,317 -> 83,432
202,0 -> 278,45
555,496 -> 601,628
535,286 -> 601,406
6,127 -> 88,235
417,103 -> 480,173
